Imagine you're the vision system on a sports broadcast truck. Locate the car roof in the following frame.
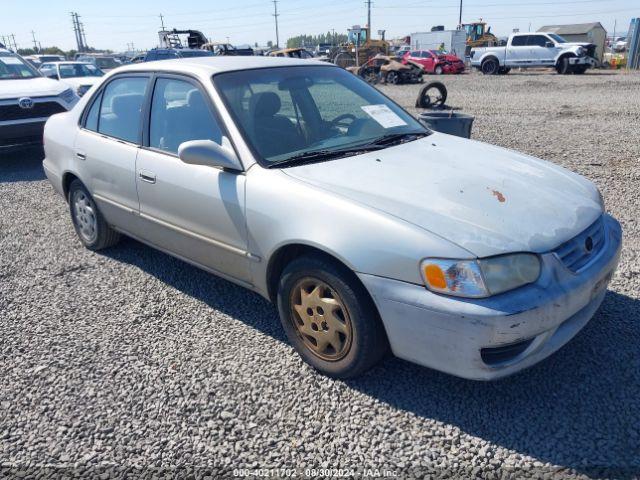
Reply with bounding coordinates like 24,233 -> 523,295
41,61 -> 92,65
113,56 -> 334,76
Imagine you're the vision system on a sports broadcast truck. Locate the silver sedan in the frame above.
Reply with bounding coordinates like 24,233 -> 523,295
43,57 -> 622,380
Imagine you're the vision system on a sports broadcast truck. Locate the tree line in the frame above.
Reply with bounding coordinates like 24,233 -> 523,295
286,32 -> 349,49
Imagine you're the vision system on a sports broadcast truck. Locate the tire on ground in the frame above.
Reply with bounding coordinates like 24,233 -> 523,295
481,57 -> 499,75
276,254 -> 389,379
68,179 -> 121,251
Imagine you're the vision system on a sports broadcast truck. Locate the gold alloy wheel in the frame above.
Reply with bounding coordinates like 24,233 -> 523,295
290,278 -> 353,361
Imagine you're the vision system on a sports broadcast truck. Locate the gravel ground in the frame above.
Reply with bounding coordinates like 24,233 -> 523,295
1,70 -> 639,479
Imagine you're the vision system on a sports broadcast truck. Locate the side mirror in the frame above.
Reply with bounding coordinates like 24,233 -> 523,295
545,42 -> 555,48
178,139 -> 242,171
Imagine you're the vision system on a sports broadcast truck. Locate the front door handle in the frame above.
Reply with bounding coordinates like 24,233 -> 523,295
76,151 -> 86,160
138,170 -> 156,184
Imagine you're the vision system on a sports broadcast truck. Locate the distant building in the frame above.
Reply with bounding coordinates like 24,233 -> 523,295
538,22 -> 606,61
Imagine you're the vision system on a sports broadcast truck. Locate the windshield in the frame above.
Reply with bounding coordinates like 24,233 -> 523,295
0,53 -> 40,79
214,66 -> 428,166
59,63 -> 104,78
548,34 -> 567,43
179,50 -> 214,58
95,57 -> 119,69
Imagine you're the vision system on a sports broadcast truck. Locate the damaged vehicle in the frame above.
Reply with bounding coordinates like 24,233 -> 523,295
348,54 -> 424,84
471,32 -> 597,74
43,57 -> 621,380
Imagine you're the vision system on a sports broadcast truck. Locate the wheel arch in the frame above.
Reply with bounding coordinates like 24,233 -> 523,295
62,171 -> 81,201
481,55 -> 500,66
555,51 -> 576,66
265,242 -> 362,303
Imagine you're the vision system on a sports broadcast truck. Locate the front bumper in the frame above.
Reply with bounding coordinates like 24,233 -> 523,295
569,56 -> 597,67
0,120 -> 45,150
359,214 -> 622,380
441,63 -> 465,74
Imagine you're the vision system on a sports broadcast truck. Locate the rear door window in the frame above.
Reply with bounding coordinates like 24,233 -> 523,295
511,36 -> 529,46
97,77 -> 149,143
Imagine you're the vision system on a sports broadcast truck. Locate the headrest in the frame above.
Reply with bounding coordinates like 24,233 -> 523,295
250,92 -> 281,118
110,94 -> 144,117
187,88 -> 204,108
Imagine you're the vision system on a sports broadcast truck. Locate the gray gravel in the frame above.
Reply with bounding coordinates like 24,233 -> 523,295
1,70 -> 639,479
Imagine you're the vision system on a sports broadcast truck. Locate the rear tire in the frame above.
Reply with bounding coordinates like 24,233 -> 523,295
276,254 -> 389,379
68,179 -> 120,251
434,65 -> 443,75
386,71 -> 399,84
481,58 -> 499,75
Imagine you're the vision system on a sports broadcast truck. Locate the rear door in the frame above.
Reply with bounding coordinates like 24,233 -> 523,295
135,74 -> 250,283
74,74 -> 150,231
506,35 -> 530,66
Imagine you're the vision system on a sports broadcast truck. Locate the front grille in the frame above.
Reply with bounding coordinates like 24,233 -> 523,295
0,101 -> 67,122
481,338 -> 534,366
553,216 -> 605,273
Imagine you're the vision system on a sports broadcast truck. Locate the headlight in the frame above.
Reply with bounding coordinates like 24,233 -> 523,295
59,88 -> 77,103
421,254 -> 541,298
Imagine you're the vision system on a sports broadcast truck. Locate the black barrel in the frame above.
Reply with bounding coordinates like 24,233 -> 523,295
418,111 -> 475,139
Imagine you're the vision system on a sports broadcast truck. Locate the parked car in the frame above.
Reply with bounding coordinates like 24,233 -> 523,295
75,55 -> 122,72
471,32 -> 597,74
315,43 -> 333,56
268,48 -> 314,59
43,57 -> 621,380
143,48 -> 214,62
39,61 -> 104,97
0,48 -> 78,151
403,49 -> 465,74
348,54 -> 424,84
23,54 -> 67,68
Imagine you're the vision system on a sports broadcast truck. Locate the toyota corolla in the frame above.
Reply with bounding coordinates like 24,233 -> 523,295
42,57 -> 622,380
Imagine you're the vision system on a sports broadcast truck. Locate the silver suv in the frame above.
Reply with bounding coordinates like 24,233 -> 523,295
0,49 -> 78,151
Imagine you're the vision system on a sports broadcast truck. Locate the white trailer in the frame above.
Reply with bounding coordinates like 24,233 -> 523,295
410,30 -> 467,57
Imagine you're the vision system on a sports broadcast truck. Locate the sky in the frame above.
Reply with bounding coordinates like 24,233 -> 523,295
1,0 -> 637,52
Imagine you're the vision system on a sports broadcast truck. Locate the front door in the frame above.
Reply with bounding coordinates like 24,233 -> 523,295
527,34 -> 558,67
135,76 -> 250,283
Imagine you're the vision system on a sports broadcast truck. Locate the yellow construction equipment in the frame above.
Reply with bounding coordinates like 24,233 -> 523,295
463,21 -> 498,55
331,26 -> 389,68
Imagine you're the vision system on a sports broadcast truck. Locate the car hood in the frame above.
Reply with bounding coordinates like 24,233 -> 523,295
0,77 -> 66,99
282,133 -> 602,258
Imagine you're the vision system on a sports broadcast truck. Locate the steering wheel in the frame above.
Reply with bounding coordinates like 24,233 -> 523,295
329,113 -> 357,129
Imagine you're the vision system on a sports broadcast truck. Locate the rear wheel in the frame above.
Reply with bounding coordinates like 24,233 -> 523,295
68,179 -> 120,251
481,58 -> 499,75
276,255 -> 388,378
434,65 -> 443,75
386,71 -> 399,84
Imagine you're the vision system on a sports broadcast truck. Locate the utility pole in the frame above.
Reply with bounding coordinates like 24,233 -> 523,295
458,0 -> 463,27
366,0 -> 372,33
31,31 -> 39,52
159,13 -> 166,31
272,0 -> 280,48
78,15 -> 88,51
10,34 -> 17,51
331,28 -> 336,46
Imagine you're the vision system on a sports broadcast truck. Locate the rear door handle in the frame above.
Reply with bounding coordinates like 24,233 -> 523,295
76,151 -> 86,160
138,170 -> 156,184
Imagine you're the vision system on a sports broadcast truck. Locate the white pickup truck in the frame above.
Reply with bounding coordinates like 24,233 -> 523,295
470,32 -> 597,75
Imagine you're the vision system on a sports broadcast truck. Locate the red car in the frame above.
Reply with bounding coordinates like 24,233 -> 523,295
402,50 -> 465,74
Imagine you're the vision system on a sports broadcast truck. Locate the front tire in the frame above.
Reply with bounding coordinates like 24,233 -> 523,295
276,255 -> 389,378
68,179 -> 120,251
557,56 -> 574,74
434,65 -> 443,75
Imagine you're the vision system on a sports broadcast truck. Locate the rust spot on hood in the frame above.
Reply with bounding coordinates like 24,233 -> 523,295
488,188 -> 506,203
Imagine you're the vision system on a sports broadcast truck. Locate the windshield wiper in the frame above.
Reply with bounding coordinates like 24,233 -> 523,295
360,132 -> 429,148
267,132 -> 429,169
267,146 -> 384,168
